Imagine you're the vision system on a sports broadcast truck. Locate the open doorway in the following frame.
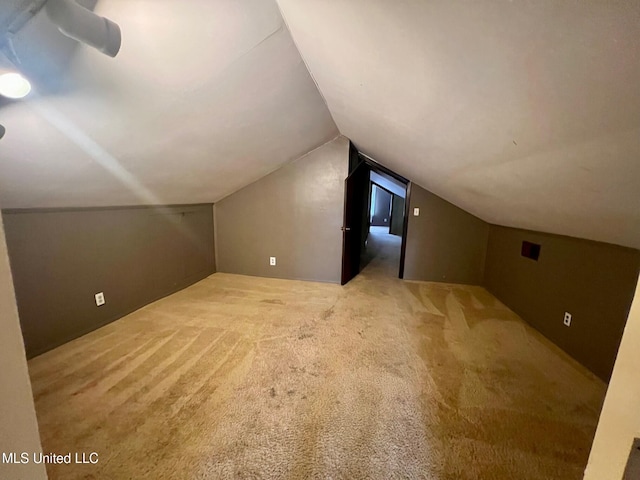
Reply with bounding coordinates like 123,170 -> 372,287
341,145 -> 410,285
360,170 -> 408,277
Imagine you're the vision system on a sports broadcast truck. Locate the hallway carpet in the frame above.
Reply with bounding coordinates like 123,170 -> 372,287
28,230 -> 606,479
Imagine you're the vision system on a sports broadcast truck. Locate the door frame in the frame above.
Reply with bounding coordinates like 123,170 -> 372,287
398,182 -> 412,279
358,153 -> 410,279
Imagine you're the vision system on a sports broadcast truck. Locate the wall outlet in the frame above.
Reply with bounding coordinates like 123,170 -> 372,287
95,292 -> 105,306
563,312 -> 572,327
413,207 -> 420,216
269,257 -> 276,266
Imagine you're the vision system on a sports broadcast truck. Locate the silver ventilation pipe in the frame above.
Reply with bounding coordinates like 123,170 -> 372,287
45,0 -> 121,57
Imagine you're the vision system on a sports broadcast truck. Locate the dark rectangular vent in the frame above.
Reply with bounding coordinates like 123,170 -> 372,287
521,241 -> 541,261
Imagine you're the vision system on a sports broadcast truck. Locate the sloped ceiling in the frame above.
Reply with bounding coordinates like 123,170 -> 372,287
0,0 -> 337,208
1,1 -> 639,250
277,0 -> 640,249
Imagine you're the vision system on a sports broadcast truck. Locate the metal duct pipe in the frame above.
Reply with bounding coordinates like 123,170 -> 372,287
45,0 -> 121,57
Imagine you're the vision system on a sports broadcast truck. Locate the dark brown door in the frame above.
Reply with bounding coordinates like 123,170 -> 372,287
341,160 -> 369,285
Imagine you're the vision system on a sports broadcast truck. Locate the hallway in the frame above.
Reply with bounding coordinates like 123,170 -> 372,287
28,251 -> 606,479
360,225 -> 402,278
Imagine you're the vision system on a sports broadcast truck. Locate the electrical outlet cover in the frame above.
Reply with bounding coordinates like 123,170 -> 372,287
95,292 -> 105,306
564,312 -> 572,326
269,257 -> 276,266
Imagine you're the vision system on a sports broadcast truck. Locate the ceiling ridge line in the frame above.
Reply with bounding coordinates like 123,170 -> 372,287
274,0 -> 340,136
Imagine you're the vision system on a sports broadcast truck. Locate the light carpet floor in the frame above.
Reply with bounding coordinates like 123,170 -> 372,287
28,230 -> 606,479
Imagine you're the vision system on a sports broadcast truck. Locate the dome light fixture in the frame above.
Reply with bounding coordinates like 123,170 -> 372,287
0,72 -> 32,99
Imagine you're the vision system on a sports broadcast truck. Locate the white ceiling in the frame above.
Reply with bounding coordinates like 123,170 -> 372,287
0,0 -> 337,208
277,0 -> 640,249
1,1 -> 639,249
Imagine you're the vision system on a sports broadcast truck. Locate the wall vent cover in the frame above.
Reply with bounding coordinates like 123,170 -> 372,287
521,241 -> 541,261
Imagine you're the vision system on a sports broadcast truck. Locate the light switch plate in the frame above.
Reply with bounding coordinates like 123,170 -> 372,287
413,207 -> 420,216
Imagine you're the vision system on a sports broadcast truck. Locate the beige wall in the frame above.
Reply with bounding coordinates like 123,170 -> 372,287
583,279 -> 640,479
484,226 -> 640,381
215,136 -> 348,283
0,215 -> 47,479
403,184 -> 489,284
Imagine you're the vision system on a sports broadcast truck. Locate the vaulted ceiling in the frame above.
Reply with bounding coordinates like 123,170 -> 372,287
1,0 -> 639,249
0,0 -> 337,208
277,0 -> 640,249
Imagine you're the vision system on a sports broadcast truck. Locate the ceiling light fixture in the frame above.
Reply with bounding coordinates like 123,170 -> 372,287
0,72 -> 32,99
46,0 -> 122,58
